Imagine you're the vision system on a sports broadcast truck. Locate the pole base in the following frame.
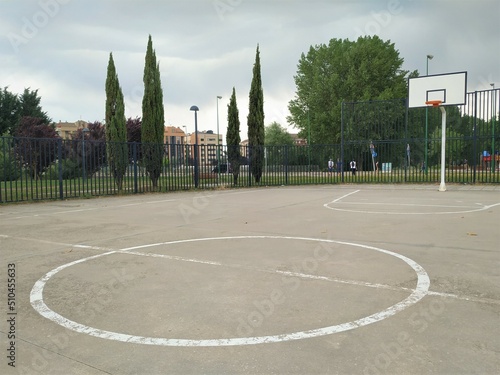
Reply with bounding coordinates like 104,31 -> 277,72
439,183 -> 447,192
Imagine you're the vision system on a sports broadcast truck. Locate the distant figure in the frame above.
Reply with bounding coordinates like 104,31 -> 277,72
421,162 -> 426,172
328,158 -> 334,173
337,159 -> 342,174
375,161 -> 379,172
350,160 -> 357,176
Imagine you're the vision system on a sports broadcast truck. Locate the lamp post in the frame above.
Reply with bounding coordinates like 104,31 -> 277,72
82,127 -> 89,186
491,83 -> 496,172
424,54 -> 433,174
190,106 -> 199,188
216,95 -> 222,175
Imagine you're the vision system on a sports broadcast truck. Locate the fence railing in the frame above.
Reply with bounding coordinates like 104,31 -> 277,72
1,89 -> 498,203
1,137 -> 498,203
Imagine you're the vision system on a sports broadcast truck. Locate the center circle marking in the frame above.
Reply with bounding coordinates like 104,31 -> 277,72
30,236 -> 430,346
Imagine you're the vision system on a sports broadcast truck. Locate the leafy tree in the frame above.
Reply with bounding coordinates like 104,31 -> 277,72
141,35 -> 165,189
18,88 -> 51,125
127,117 -> 142,143
105,53 -> 128,191
247,45 -> 265,183
14,116 -> 59,179
226,87 -> 241,185
0,87 -> 20,135
0,136 -> 21,181
0,87 -> 52,135
126,116 -> 142,162
70,121 -> 107,177
265,122 -> 294,146
429,126 -> 467,167
288,36 -> 411,144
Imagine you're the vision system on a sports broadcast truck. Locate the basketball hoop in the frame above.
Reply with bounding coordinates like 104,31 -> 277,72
425,100 -> 442,107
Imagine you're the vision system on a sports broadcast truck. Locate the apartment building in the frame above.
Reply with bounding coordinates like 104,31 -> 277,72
187,130 -> 223,166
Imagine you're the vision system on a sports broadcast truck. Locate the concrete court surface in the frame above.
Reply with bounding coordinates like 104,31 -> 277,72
0,184 -> 499,375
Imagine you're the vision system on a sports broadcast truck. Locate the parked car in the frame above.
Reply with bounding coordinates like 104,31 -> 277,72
211,163 -> 232,173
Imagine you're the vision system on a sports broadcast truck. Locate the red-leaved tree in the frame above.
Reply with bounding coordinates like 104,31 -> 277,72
15,116 -> 60,179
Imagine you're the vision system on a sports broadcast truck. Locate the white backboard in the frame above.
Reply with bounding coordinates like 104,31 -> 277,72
408,72 -> 467,108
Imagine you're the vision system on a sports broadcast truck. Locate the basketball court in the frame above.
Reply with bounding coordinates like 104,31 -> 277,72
1,184 -> 499,374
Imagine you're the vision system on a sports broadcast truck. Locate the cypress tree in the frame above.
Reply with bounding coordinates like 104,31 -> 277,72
247,45 -> 265,183
226,87 -> 241,185
141,35 -> 165,189
105,53 -> 128,191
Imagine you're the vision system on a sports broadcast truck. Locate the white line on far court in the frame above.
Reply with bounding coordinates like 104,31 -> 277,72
325,190 -> 361,205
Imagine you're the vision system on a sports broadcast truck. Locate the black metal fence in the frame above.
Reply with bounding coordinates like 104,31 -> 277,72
1,90 -> 498,203
340,89 -> 499,184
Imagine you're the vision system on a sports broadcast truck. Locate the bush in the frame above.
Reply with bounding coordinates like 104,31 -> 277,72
0,149 -> 21,181
43,159 -> 81,180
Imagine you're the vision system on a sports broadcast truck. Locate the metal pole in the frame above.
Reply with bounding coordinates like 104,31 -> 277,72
216,96 -> 222,177
340,101 -> 344,183
439,106 -> 447,192
308,109 -> 311,171
190,106 -> 200,188
82,128 -> 88,186
424,55 -> 433,174
491,84 -> 496,172
194,111 -> 199,188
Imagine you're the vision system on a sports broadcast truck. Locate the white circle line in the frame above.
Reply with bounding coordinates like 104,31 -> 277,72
30,236 -> 430,347
325,201 -> 500,215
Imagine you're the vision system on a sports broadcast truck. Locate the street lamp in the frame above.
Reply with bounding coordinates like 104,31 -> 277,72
424,54 -> 434,173
82,127 -> 90,186
216,95 -> 222,176
190,105 -> 199,188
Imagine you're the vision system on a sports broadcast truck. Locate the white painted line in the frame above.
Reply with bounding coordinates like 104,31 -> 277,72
6,199 -> 179,219
118,249 -> 498,305
325,197 -> 500,215
334,202 -> 477,208
0,234 -> 115,252
30,236 -> 430,347
324,190 -> 361,206
123,250 -> 222,266
274,270 -> 402,292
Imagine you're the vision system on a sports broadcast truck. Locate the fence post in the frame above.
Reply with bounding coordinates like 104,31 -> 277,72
285,145 -> 289,185
341,101 -> 345,183
247,145 -> 252,187
58,138 -> 63,200
472,91 -> 478,184
133,142 -> 138,194
404,98 -> 409,183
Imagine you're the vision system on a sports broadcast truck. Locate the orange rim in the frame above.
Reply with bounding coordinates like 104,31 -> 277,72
425,100 -> 442,107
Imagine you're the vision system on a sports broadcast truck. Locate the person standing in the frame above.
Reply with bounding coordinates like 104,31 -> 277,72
350,159 -> 357,176
337,158 -> 342,174
328,158 -> 334,173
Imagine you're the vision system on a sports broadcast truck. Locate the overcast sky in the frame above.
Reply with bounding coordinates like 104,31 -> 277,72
1,0 -> 499,139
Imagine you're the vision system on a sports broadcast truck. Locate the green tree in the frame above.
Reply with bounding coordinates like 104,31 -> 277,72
105,53 -> 128,191
0,136 -> 21,181
0,87 -> 52,135
71,121 -> 107,177
19,88 -> 52,125
0,87 -> 20,135
429,125 -> 467,167
226,87 -> 241,185
247,45 -> 265,183
288,36 -> 411,144
264,122 -> 294,146
141,35 -> 165,189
